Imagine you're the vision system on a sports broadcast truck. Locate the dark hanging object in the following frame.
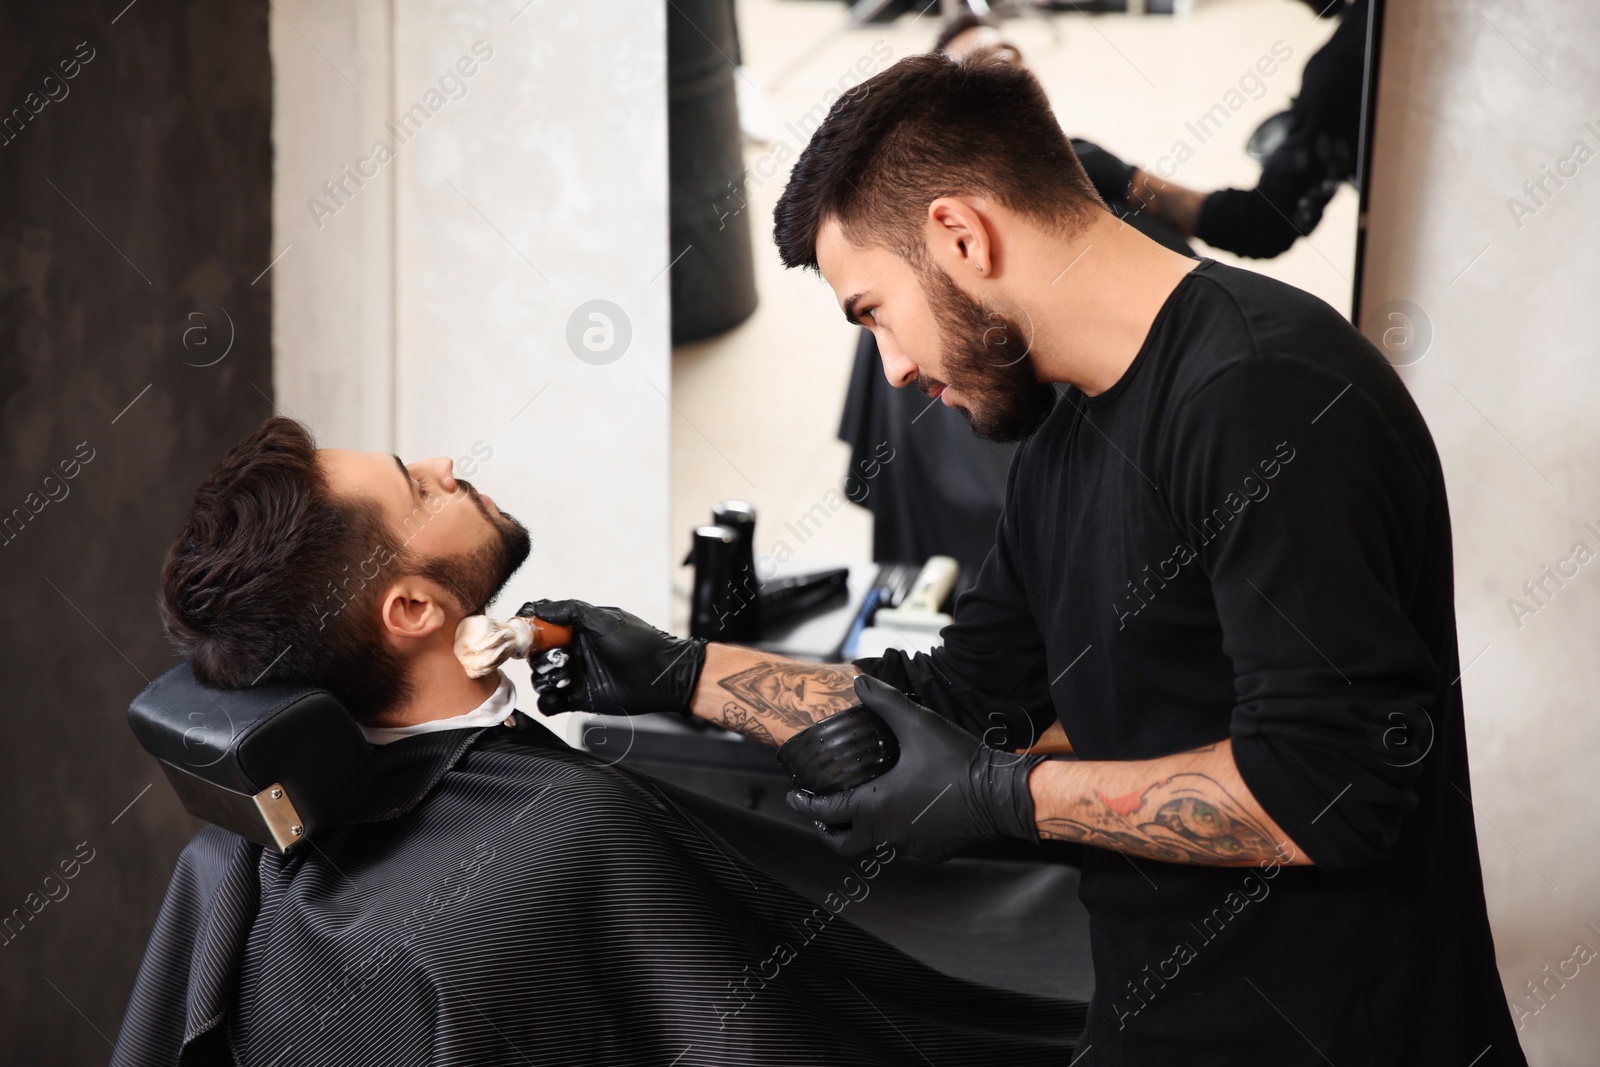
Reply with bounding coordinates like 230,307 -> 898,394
666,0 -> 758,343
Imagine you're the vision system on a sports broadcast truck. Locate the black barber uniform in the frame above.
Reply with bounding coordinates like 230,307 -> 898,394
837,151 -> 1195,577
112,712 -> 1086,1066
855,260 -> 1525,1064
1196,0 -> 1370,258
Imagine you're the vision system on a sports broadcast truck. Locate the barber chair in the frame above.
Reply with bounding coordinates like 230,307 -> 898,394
126,663 -> 374,854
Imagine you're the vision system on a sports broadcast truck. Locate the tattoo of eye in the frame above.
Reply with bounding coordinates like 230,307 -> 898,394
717,662 -> 859,730
710,702 -> 776,746
1038,774 -> 1279,866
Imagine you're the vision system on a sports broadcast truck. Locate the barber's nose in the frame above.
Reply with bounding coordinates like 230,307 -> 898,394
419,456 -> 457,494
877,338 -> 919,389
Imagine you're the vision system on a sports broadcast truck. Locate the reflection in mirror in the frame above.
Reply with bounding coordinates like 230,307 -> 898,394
671,0 -> 1381,616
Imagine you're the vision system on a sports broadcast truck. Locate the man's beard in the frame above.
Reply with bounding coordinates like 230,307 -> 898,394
920,264 -> 1056,443
419,483 -> 533,616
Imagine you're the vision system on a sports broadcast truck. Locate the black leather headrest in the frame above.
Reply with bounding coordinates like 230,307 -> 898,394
127,662 -> 375,853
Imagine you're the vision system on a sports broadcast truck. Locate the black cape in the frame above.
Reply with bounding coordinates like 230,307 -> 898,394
111,713 -> 1086,1065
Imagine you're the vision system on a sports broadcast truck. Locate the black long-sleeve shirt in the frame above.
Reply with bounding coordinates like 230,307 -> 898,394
860,259 -> 1524,1064
1197,0 -> 1369,258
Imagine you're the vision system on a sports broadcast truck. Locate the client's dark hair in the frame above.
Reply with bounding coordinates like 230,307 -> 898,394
160,416 -> 410,722
773,52 -> 1101,273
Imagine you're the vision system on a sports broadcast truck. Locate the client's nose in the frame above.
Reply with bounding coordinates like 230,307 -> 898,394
419,455 -> 458,494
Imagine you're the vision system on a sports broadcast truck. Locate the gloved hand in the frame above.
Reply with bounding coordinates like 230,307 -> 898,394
786,675 -> 1045,862
518,599 -> 706,718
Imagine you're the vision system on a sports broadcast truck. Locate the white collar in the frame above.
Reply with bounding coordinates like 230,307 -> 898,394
360,672 -> 519,746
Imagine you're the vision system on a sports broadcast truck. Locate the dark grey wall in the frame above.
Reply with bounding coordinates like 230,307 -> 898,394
0,2 -> 270,1062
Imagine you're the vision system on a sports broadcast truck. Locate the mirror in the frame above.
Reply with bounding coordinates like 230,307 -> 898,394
670,0 -> 1382,629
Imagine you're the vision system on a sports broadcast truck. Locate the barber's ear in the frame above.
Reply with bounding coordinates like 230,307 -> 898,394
926,196 -> 993,277
378,577 -> 450,642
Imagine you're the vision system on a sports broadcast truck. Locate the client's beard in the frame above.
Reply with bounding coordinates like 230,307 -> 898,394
920,264 -> 1056,443
418,483 -> 533,616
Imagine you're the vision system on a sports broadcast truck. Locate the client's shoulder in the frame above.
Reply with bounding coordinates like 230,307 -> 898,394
175,824 -> 259,878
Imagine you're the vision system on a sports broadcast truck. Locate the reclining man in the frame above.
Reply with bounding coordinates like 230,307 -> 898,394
111,417 -> 1083,1066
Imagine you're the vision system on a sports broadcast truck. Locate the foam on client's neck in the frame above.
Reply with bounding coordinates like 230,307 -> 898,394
454,615 -> 535,679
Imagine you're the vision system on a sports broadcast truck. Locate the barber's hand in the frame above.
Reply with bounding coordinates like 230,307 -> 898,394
518,599 -> 706,718
786,676 -> 1045,862
1072,138 -> 1138,205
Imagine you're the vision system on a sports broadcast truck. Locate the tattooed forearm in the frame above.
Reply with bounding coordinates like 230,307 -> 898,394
1037,774 -> 1276,864
1030,742 -> 1308,867
708,701 -> 777,746
717,662 -> 859,730
688,645 -> 861,745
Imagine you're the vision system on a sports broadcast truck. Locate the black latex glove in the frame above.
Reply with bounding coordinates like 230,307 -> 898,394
1071,138 -> 1138,205
518,599 -> 706,718
786,675 -> 1045,862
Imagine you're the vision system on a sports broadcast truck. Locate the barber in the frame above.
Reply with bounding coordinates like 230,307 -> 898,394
523,47 -> 1523,1067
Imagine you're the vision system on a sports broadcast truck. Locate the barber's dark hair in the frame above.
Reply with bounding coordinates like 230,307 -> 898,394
773,52 -> 1101,273
933,11 -> 1000,55
160,416 -> 410,722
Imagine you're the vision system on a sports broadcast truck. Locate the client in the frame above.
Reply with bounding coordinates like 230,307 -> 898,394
111,417 -> 1080,1066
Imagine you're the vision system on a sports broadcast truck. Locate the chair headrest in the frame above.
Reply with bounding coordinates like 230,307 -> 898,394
127,662 -> 375,853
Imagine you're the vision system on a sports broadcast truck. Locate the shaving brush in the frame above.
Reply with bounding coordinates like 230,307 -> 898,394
454,614 -> 574,679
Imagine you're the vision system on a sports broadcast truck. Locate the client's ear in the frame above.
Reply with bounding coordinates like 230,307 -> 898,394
378,577 -> 451,643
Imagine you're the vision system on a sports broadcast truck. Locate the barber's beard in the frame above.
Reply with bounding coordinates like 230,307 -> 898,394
419,489 -> 532,616
920,265 -> 1056,443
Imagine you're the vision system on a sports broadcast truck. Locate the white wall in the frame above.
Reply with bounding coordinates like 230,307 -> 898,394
271,0 -> 671,641
271,0 -> 396,452
1360,2 -> 1600,1062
